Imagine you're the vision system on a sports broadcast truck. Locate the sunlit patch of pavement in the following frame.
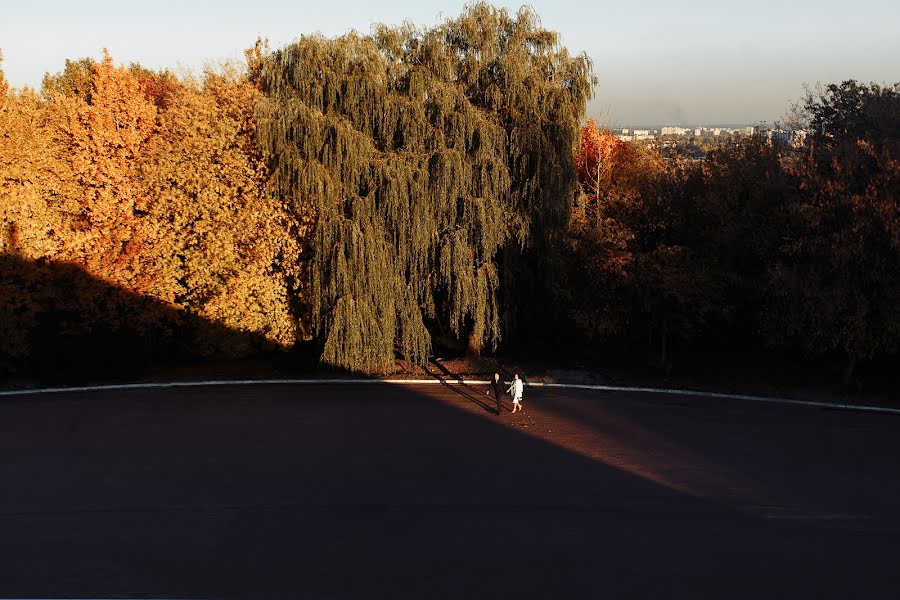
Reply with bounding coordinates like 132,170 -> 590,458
423,383 -> 771,504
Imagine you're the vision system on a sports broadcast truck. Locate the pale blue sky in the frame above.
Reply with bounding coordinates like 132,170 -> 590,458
1,0 -> 898,125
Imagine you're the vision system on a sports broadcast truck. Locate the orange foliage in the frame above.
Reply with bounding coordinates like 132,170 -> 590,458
143,64 -> 310,353
48,51 -> 175,301
131,65 -> 181,111
575,119 -> 627,201
563,121 -> 639,338
0,51 -> 7,98
1,51 -> 312,368
565,121 -> 720,358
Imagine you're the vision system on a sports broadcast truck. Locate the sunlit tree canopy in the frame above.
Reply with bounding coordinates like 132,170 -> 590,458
254,3 -> 595,372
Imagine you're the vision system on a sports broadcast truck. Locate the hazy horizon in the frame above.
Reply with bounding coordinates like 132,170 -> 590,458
1,0 -> 898,125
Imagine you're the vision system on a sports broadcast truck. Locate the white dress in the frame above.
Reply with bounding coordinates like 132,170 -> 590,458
511,379 -> 523,401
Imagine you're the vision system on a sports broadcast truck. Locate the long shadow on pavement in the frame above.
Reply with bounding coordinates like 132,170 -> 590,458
0,383 -> 898,599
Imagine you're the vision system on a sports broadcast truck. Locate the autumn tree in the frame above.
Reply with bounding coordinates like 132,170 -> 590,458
0,51 -> 7,98
142,63 -> 310,355
698,136 -> 791,348
566,121 -> 724,367
0,85 -> 68,257
255,3 -> 594,372
561,122 -> 640,340
573,119 -> 649,204
1,51 -> 80,364
2,51 -> 312,371
128,63 -> 181,110
1,51 -> 70,261
3,52 -> 179,361
46,52 -> 182,306
1,51 -> 37,364
41,57 -> 95,102
622,157 -> 724,367
771,81 -> 900,383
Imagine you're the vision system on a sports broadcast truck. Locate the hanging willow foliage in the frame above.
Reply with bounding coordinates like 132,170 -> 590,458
254,3 -> 594,373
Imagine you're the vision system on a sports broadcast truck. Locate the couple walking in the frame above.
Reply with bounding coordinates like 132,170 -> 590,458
487,372 -> 524,414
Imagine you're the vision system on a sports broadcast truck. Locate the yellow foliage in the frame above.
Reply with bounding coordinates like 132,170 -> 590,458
0,51 -> 7,99
1,87 -> 72,260
1,51 -> 312,368
144,65 -> 310,351
44,51 -> 178,302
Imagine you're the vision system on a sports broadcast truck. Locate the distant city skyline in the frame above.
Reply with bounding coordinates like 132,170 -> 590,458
1,0 -> 898,125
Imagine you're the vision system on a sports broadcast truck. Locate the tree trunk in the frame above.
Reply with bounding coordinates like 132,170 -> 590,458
842,356 -> 857,389
659,318 -> 668,369
465,329 -> 482,358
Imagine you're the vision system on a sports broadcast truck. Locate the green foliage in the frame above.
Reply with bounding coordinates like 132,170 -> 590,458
256,3 -> 594,372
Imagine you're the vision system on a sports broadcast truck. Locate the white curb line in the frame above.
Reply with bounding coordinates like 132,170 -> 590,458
0,377 -> 897,415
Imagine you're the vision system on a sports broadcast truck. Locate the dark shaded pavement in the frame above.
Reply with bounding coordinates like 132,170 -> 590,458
1,383 -> 899,598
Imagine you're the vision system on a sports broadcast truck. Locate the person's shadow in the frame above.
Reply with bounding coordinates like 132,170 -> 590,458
425,360 -> 506,415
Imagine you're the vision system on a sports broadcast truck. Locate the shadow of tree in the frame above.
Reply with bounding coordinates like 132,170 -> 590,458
424,359 -> 506,414
0,253 -> 296,384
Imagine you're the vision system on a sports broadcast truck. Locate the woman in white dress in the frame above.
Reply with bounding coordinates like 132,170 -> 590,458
507,373 -> 524,413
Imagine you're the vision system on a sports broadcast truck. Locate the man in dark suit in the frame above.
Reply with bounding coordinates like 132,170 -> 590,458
487,372 -> 504,415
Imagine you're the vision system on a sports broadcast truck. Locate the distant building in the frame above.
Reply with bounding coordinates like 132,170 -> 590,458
767,129 -> 791,146
632,129 -> 656,140
753,127 -> 809,148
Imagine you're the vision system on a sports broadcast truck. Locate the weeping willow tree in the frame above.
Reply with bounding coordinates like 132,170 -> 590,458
254,3 -> 594,372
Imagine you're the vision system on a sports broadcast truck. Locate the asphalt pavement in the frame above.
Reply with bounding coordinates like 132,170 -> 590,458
1,382 -> 898,599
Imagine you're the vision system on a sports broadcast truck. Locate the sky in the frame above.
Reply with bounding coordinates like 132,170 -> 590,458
1,0 -> 898,126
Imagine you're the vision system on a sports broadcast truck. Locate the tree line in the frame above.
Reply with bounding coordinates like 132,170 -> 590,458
564,82 -> 898,384
1,4 -> 897,383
